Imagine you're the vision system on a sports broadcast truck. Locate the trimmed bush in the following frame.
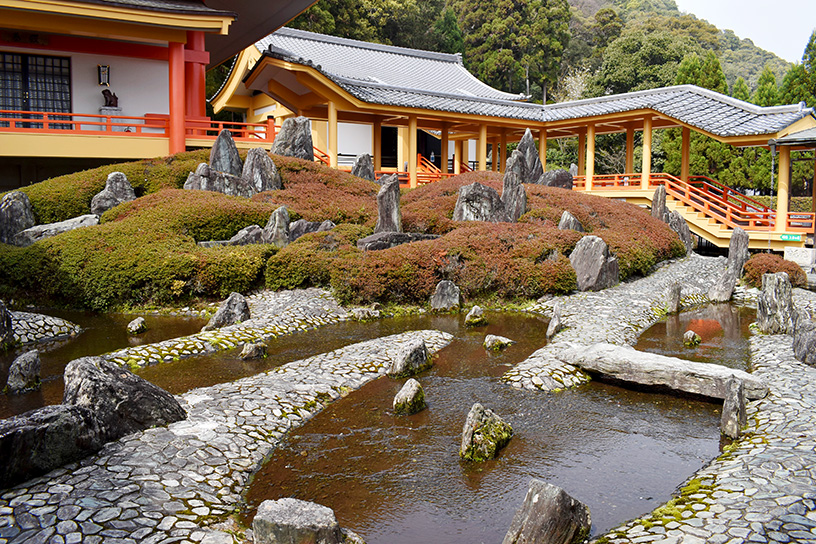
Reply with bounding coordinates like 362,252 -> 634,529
743,253 -> 807,289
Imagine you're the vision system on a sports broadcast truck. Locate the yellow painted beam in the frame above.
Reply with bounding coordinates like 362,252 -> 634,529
454,140 -> 462,175
641,116 -> 653,190
0,133 -> 168,158
328,100 -> 338,168
577,131 -> 586,177
681,126 -> 691,182
373,116 -> 382,171
586,123 -> 595,191
776,146 -> 791,233
210,47 -> 260,114
625,124 -> 635,174
441,122 -> 449,175
500,130 -> 508,172
539,128 -> 547,172
408,114 -> 418,188
478,124 -> 487,171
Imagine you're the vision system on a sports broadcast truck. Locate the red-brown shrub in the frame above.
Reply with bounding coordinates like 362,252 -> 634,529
743,253 -> 807,288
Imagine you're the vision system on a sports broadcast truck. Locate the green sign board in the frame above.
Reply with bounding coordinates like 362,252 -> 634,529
780,234 -> 802,242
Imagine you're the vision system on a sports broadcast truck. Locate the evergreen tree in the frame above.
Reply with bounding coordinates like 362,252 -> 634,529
804,30 -> 816,99
752,65 -> 780,106
674,53 -> 701,86
731,77 -> 751,102
432,9 -> 465,55
699,51 -> 728,94
780,64 -> 812,106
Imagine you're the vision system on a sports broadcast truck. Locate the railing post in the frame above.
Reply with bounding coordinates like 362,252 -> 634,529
267,117 -> 276,143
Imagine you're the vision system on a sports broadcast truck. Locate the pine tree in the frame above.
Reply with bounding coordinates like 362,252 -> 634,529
752,65 -> 780,106
731,77 -> 751,101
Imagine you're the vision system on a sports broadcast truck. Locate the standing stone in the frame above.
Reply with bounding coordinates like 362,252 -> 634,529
209,129 -> 243,177
253,498 -> 343,544
720,377 -> 746,440
62,356 -> 186,442
12,214 -> 99,247
465,305 -> 487,327
547,302 -> 564,339
667,283 -> 682,314
792,311 -> 816,366
351,153 -> 376,181
651,185 -> 668,222
459,402 -> 513,462
484,335 -> 516,351
502,479 -> 591,544
557,210 -> 584,232
708,227 -> 749,302
541,169 -> 574,190
569,235 -> 619,291
126,317 -> 147,335
502,150 -> 528,222
240,343 -> 267,360
0,191 -> 35,245
387,339 -> 431,378
392,378 -> 426,415
90,171 -> 136,215
430,280 -> 461,312
0,300 -> 13,350
0,404 -> 104,489
667,210 -> 693,254
242,148 -> 282,194
374,175 -> 402,233
569,163 -> 579,178
263,206 -> 290,248
757,272 -> 795,334
202,292 -> 251,331
517,128 -> 544,184
452,182 -> 508,223
5,350 -> 40,393
270,117 -> 314,161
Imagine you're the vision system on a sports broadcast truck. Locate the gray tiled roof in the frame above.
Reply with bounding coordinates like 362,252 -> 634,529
74,0 -> 234,16
254,28 -> 813,139
771,127 -> 816,146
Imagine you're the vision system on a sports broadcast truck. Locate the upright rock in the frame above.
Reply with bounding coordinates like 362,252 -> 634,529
517,128 -> 545,184
0,300 -> 13,350
387,339 -> 431,378
62,356 -> 186,442
263,206 -> 291,248
460,403 -> 513,462
0,404 -> 103,489
430,280 -> 461,312
757,272 -> 795,334
202,292 -> 251,331
0,191 -> 35,245
242,148 -> 282,194
651,185 -> 668,222
720,377 -> 746,440
452,182 -> 508,223
13,214 -> 99,247
393,378 -> 426,415
557,210 -> 584,232
253,498 -> 343,544
270,116 -> 313,161
501,150 -> 528,222
374,175 -> 402,233
667,283 -> 682,314
351,153 -> 376,181
541,169 -> 574,190
708,227 -> 749,302
569,235 -> 619,291
5,350 -> 40,393
569,163 -> 578,178
547,302 -> 564,338
209,129 -> 243,177
502,479 -> 591,544
792,311 -> 816,366
90,171 -> 136,215
667,210 -> 693,254
465,305 -> 487,327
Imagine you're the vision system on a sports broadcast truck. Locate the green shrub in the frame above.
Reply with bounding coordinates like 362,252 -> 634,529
743,253 -> 807,288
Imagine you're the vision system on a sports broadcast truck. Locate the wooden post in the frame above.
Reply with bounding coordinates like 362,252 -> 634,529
454,139 -> 463,174
539,128 -> 547,172
586,123 -> 595,191
491,139 -> 498,171
625,124 -> 635,174
577,131 -> 586,177
500,130 -> 508,172
776,145 -> 791,232
408,114 -> 418,188
681,126 -> 691,182
168,41 -> 186,154
441,122 -> 449,174
373,116 -> 382,171
478,124 -> 487,171
184,31 -> 207,119
462,138 -> 469,170
641,116 -> 653,190
328,100 -> 338,168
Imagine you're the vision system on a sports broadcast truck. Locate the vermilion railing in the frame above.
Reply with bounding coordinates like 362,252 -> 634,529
0,109 -> 168,136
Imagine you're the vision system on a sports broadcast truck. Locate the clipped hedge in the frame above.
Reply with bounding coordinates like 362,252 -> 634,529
743,253 -> 807,289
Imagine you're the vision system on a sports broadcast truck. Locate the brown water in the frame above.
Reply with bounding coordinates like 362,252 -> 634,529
634,304 -> 755,370
243,312 -> 723,542
0,310 -> 206,419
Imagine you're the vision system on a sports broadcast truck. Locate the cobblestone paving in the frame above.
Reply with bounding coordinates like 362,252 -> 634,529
10,312 -> 81,345
503,254 -> 724,391
106,289 -> 349,369
0,329 -> 452,544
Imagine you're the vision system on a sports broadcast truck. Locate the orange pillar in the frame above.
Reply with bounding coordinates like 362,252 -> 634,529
168,41 -> 186,155
184,31 -> 207,119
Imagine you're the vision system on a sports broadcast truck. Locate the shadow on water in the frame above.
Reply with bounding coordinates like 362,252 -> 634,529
0,310 -> 206,419
241,311 -> 722,542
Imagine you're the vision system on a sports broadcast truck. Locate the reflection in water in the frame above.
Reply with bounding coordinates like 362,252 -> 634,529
634,304 -> 755,370
244,312 -> 721,542
0,310 -> 206,419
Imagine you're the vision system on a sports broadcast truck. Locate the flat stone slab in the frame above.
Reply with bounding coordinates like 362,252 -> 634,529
557,342 -> 768,400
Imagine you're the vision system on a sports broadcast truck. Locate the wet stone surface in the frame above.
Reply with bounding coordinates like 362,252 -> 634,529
10,312 -> 81,346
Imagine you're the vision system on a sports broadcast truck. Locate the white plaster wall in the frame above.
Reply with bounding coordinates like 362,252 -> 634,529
338,122 -> 371,157
1,45 -> 169,117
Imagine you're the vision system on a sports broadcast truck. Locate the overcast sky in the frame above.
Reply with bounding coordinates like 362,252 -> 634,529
674,0 -> 816,63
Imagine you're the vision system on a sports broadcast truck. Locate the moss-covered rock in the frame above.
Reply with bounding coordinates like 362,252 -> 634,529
392,378 -> 426,415
459,402 -> 513,462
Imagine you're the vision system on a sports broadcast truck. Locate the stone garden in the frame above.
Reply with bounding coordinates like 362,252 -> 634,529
0,123 -> 815,544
